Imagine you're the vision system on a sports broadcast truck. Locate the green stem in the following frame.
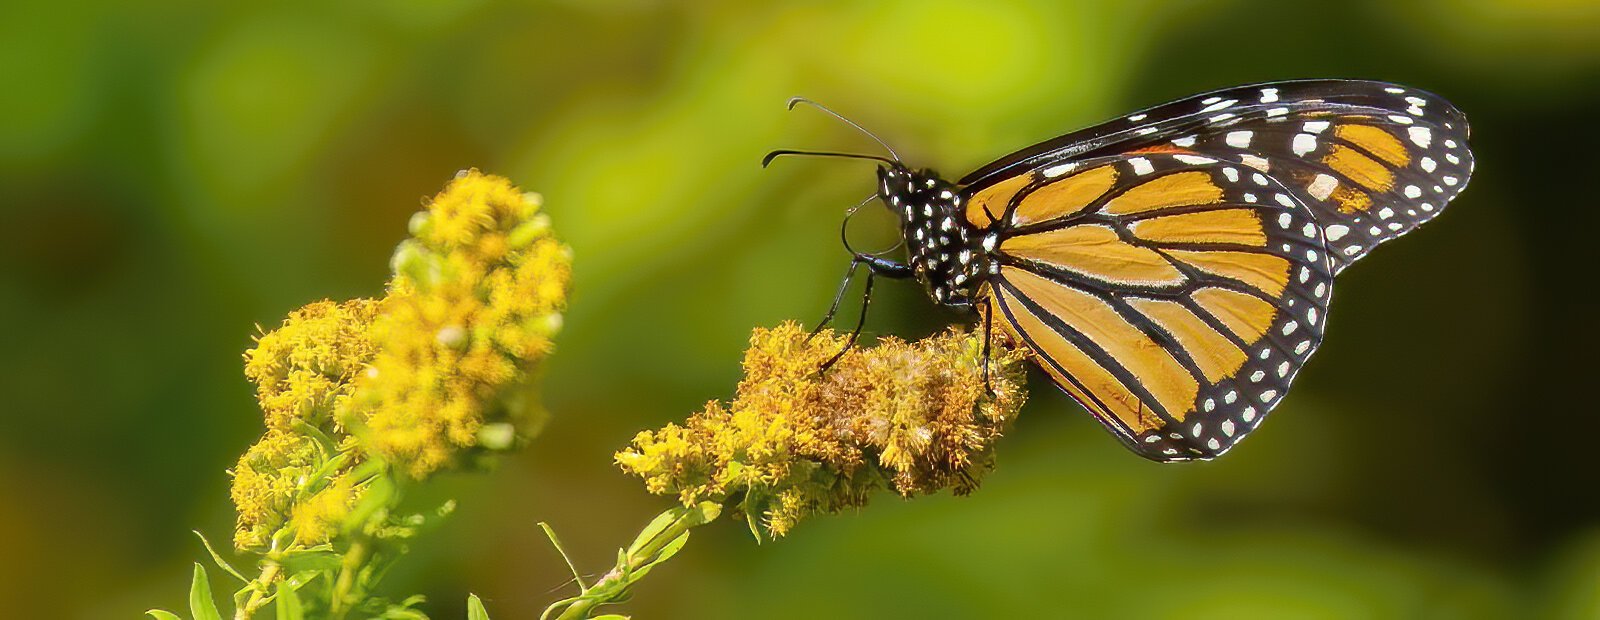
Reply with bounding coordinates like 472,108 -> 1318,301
328,539 -> 370,619
547,503 -> 720,620
234,561 -> 280,620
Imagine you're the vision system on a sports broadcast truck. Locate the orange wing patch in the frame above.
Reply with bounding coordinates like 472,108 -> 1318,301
1334,124 -> 1410,167
1001,224 -> 1187,287
1190,286 -> 1277,343
1126,144 -> 1198,156
1102,171 -> 1225,215
1010,165 -> 1117,226
1004,268 -> 1200,420
1130,209 -> 1268,247
994,289 -> 1161,433
1164,249 -> 1292,297
966,165 -> 1121,228
1323,144 -> 1394,192
1127,297 -> 1248,383
965,173 -> 1029,227
1330,183 -> 1374,213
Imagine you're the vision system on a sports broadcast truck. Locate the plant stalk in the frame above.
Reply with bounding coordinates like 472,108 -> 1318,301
235,561 -> 281,620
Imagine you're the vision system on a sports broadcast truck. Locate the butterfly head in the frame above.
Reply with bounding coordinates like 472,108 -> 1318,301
876,165 -> 993,309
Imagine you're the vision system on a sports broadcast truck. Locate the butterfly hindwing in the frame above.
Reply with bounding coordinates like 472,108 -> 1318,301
974,153 -> 1333,461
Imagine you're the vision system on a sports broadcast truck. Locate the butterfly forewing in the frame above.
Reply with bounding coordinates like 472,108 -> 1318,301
963,80 -> 1473,273
974,153 -> 1333,461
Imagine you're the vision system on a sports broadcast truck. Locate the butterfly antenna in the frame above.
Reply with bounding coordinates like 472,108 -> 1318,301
838,193 -> 879,257
786,97 -> 902,163
761,149 -> 897,168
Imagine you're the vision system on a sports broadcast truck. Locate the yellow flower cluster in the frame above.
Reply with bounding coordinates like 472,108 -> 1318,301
351,169 -> 571,478
244,299 -> 381,431
233,300 -> 375,550
228,170 -> 569,550
616,322 -> 1028,538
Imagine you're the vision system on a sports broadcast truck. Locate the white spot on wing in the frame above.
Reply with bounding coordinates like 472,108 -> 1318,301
1042,162 -> 1077,178
1129,157 -> 1154,175
1408,126 -> 1432,148
1225,130 -> 1253,148
1292,133 -> 1317,156
1307,174 -> 1337,200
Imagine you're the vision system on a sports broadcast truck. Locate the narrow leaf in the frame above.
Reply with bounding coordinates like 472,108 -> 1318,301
539,522 -> 586,590
145,610 -> 183,620
188,564 -> 223,620
274,582 -> 304,620
626,508 -> 684,557
650,532 -> 690,566
278,547 -> 344,575
467,593 -> 490,620
192,532 -> 249,584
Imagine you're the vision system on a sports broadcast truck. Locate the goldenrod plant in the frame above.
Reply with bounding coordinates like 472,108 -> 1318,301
149,169 -> 1032,620
149,170 -> 571,620
538,324 -> 1029,619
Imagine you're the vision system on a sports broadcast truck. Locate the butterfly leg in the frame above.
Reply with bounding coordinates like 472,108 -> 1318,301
809,259 -> 864,339
816,253 -> 912,373
980,296 -> 995,397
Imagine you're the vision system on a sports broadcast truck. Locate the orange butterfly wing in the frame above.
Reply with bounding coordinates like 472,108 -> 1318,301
970,153 -> 1332,461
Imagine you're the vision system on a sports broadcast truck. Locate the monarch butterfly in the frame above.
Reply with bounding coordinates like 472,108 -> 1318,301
767,79 -> 1474,462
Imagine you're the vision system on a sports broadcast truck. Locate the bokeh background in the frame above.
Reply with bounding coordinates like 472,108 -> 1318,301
4,1 -> 1599,618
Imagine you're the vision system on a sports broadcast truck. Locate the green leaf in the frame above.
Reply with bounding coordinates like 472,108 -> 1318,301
625,507 -> 683,557
274,582 -> 303,620
145,610 -> 183,620
191,531 -> 248,584
345,468 -> 398,535
467,593 -> 490,620
687,501 -> 722,526
278,547 -> 343,576
188,564 -> 223,620
300,451 -> 351,496
629,531 -> 689,582
539,522 -> 586,590
739,493 -> 765,543
592,615 -> 631,619
651,532 -> 690,565
538,596 -> 580,620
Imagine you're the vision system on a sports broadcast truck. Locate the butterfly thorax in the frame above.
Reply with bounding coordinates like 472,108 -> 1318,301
877,165 -> 996,311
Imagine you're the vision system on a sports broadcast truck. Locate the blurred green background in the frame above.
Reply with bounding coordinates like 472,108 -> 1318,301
4,0 -> 1599,618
